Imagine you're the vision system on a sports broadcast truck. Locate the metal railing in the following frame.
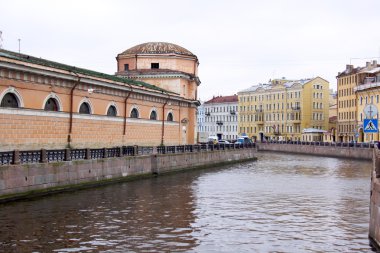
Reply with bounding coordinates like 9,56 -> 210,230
0,143 -> 256,166
47,149 -> 66,163
20,150 -> 42,164
0,151 -> 13,165
266,140 -> 375,148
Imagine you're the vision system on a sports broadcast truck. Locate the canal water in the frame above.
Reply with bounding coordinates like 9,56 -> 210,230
0,152 -> 373,252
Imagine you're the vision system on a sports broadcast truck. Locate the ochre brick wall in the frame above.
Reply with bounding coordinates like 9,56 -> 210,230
0,59 -> 197,151
0,110 -> 181,151
0,112 -> 69,151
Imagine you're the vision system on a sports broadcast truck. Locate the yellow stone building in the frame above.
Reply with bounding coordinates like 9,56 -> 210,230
337,61 -> 380,142
238,77 -> 329,142
323,90 -> 338,142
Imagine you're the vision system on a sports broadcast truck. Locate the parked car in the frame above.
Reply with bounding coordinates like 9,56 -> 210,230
218,140 -> 230,144
236,136 -> 253,144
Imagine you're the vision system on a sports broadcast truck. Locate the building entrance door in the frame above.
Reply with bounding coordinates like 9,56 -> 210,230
259,132 -> 264,142
359,128 -> 364,142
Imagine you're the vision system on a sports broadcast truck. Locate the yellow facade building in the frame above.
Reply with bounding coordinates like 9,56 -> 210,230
337,61 -> 380,142
238,77 -> 329,142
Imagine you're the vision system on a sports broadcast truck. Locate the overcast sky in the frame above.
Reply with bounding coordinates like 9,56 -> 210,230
1,0 -> 380,101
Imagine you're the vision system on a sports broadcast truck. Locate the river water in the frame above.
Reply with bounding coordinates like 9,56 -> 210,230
0,152 -> 374,252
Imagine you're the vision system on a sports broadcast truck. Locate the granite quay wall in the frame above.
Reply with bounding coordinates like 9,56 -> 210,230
257,142 -> 373,160
370,148 -> 380,251
0,144 -> 256,202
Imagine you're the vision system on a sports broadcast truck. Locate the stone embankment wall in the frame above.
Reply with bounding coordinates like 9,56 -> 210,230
370,148 -> 380,251
257,143 -> 372,160
0,149 -> 256,202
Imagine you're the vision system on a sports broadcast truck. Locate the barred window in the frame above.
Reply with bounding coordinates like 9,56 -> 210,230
79,102 -> 91,114
107,105 -> 117,116
44,98 -> 59,111
130,108 -> 139,118
150,111 -> 157,120
0,93 -> 19,108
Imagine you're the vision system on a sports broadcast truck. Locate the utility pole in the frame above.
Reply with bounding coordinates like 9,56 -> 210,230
18,38 -> 21,53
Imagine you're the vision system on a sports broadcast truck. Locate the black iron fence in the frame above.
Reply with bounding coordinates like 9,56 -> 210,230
0,151 -> 13,165
266,140 -> 375,148
0,143 -> 256,166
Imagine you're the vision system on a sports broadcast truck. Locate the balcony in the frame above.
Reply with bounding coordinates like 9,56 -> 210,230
255,109 -> 264,113
205,112 -> 210,116
230,110 -> 236,115
216,121 -> 223,126
291,106 -> 301,111
255,119 -> 264,124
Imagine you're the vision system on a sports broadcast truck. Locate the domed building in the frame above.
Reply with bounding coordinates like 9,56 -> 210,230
116,42 -> 200,100
0,42 -> 201,151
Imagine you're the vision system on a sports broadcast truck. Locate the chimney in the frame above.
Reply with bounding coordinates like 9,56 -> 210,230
366,62 -> 371,68
373,60 -> 378,67
346,64 -> 353,72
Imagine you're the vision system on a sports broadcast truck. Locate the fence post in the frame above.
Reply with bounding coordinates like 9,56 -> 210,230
64,148 -> 71,161
133,145 -> 138,156
118,147 -> 123,157
41,149 -> 48,163
85,148 -> 91,160
103,148 -> 108,158
13,149 -> 20,165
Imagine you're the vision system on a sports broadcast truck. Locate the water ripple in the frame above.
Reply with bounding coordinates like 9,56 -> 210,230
0,152 -> 374,252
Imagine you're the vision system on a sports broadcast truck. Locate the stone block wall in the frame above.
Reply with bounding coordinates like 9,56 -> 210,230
0,149 -> 257,201
370,148 -> 380,250
257,143 -> 373,160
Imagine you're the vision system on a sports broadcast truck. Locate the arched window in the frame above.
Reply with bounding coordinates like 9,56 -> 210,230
107,105 -> 117,116
0,93 -> 19,108
79,102 -> 91,114
167,112 -> 173,121
44,98 -> 59,111
130,108 -> 139,118
150,110 -> 157,120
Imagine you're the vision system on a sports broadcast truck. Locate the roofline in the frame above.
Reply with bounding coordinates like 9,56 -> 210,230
0,49 -> 174,94
117,53 -> 198,62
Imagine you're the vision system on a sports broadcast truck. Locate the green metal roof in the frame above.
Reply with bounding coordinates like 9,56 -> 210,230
0,49 -> 175,94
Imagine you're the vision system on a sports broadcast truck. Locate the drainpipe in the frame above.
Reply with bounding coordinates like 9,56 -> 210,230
123,84 -> 133,135
161,93 -> 170,145
68,72 -> 81,146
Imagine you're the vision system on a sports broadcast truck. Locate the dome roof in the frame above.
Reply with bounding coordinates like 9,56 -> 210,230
120,42 -> 196,57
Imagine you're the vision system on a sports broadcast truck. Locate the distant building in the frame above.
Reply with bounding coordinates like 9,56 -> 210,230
238,77 -> 330,142
324,116 -> 337,142
199,95 -> 239,141
337,60 -> 380,142
302,128 -> 327,142
324,90 -> 337,142
196,102 -> 206,142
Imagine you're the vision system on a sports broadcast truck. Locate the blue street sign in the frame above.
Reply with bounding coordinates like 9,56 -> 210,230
363,119 -> 378,133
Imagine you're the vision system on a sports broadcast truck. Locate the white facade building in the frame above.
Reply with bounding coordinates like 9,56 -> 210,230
197,95 -> 239,141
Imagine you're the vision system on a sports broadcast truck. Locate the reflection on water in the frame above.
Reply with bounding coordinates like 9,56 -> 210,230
0,152 -> 373,252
